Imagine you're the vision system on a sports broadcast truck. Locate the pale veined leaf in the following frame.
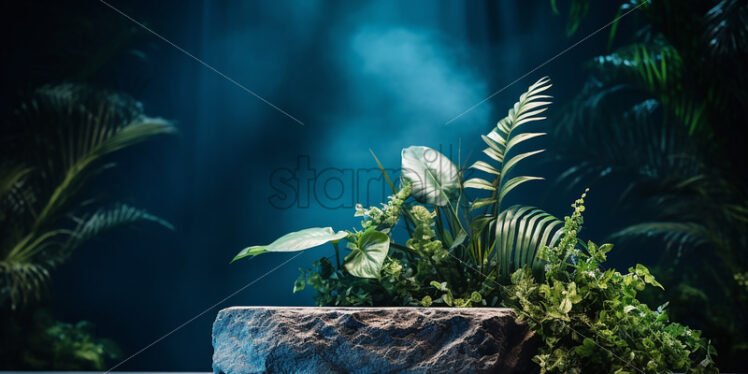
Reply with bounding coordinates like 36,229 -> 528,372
233,227 -> 347,262
401,146 -> 460,206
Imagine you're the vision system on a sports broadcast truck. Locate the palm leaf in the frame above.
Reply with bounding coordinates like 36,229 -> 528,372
1,204 -> 171,309
3,84 -> 175,232
587,41 -> 709,136
0,85 -> 175,310
610,222 -> 714,256
0,260 -> 50,310
466,76 -> 551,214
494,205 -> 564,278
0,165 -> 31,200
64,204 -> 173,254
551,83 -> 701,196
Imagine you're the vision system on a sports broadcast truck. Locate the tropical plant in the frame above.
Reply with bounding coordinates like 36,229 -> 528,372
0,308 -> 121,371
548,0 -> 748,369
509,190 -> 718,374
234,77 -> 564,307
0,84 -> 175,310
234,77 -> 720,372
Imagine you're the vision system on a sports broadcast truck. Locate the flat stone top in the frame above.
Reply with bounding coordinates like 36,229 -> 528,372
212,306 -> 536,374
220,306 -> 515,313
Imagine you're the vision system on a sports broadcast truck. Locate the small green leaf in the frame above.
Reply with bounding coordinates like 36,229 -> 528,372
443,291 -> 454,306
575,338 -> 596,357
430,280 -> 449,291
560,297 -> 572,314
233,227 -> 347,262
293,272 -> 306,293
421,295 -> 433,307
343,230 -> 390,278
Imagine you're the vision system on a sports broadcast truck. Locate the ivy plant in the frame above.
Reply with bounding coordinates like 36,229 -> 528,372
508,190 -> 718,374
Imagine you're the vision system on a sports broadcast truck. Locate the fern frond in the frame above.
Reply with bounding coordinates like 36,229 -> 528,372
467,77 -> 551,213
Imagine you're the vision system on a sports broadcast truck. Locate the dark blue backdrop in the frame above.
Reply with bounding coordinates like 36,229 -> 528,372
46,1 -> 623,370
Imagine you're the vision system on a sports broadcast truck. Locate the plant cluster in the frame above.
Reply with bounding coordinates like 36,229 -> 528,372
235,78 -> 564,309
509,191 -> 717,374
1,309 -> 120,370
235,78 -> 720,372
549,0 -> 748,368
0,85 -> 174,369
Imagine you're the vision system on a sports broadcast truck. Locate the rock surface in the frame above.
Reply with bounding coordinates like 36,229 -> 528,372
212,307 -> 538,374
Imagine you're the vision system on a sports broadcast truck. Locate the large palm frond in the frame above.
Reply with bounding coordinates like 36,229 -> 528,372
587,41 -> 710,136
552,81 -> 702,195
1,205 -> 170,309
64,204 -> 173,254
463,77 -> 563,277
704,0 -> 748,58
0,84 -> 175,310
494,205 -> 564,277
465,76 -> 552,214
4,84 -> 175,232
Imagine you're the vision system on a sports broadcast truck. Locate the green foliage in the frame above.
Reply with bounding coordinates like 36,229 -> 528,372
343,230 -> 390,279
1,309 -> 121,370
0,84 -> 175,310
508,192 -> 718,374
235,77 -> 718,372
463,76 -> 564,278
494,206 -> 564,278
548,1 -> 748,368
464,76 -> 550,215
36,320 -> 121,370
236,78 -> 561,308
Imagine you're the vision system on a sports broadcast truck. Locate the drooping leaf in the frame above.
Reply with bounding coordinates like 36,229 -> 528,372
401,146 -> 460,206
343,230 -> 390,279
233,227 -> 347,262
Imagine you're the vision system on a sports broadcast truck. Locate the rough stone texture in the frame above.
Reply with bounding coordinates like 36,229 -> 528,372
212,307 -> 538,374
